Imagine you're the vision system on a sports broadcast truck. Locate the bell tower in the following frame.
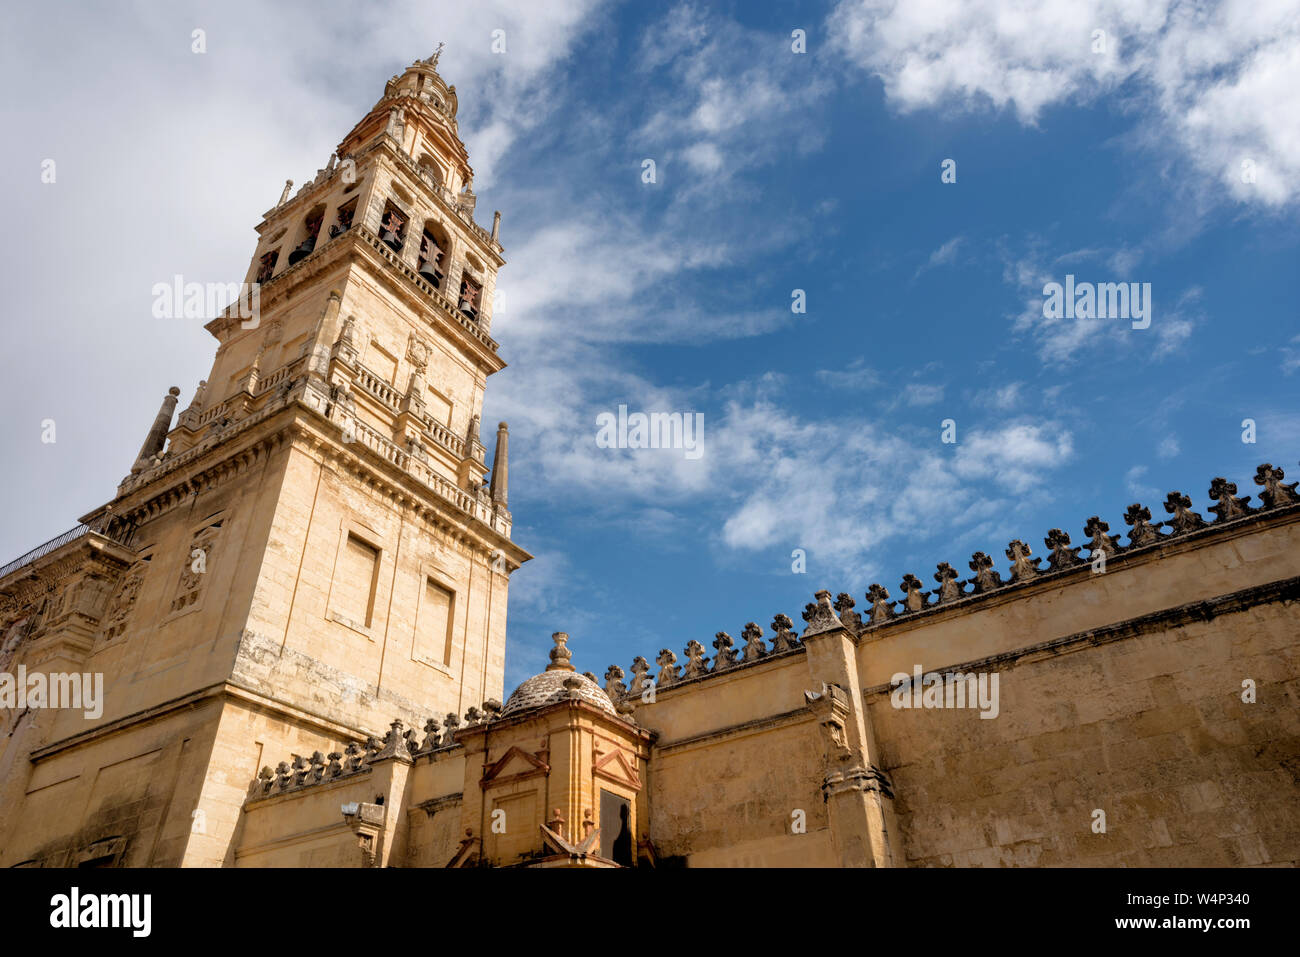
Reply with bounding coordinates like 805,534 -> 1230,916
0,51 -> 530,868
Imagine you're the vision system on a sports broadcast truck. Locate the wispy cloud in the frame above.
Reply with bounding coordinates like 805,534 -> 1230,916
914,235 -> 964,279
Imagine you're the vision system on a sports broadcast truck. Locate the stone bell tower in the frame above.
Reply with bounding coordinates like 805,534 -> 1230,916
0,50 -> 529,868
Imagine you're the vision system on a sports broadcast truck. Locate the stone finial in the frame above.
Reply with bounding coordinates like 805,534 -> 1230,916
547,808 -> 566,839
1162,491 -> 1206,534
562,676 -> 583,699
1123,504 -> 1162,547
292,754 -> 310,787
710,633 -> 737,672
490,422 -> 509,507
900,574 -> 929,612
800,590 -> 843,637
1005,540 -> 1041,582
420,718 -> 442,751
933,562 -> 965,604
627,656 -> 651,696
683,639 -> 710,678
275,761 -> 293,791
655,648 -> 680,687
865,584 -> 895,623
740,622 -> 767,662
1044,528 -> 1082,570
464,707 -> 483,726
309,751 -> 327,782
326,752 -> 343,777
769,613 -> 799,653
440,713 -> 461,747
483,699 -> 502,720
1254,463 -> 1299,509
344,742 -> 365,773
968,552 -> 1003,593
130,386 -> 182,475
546,631 -> 574,672
374,720 -> 414,762
826,594 -> 857,632
1208,478 -> 1252,522
256,765 -> 274,795
278,179 -> 293,205
604,665 -> 627,701
1084,516 -> 1122,560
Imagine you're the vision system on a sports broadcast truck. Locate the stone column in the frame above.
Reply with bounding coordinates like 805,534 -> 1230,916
800,590 -> 901,867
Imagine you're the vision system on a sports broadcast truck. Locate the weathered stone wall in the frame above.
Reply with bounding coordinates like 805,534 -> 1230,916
637,656 -> 837,866
871,593 -> 1299,866
238,437 -> 508,736
0,699 -> 222,867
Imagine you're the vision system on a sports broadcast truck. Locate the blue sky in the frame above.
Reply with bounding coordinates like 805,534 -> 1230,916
1,1 -> 1297,692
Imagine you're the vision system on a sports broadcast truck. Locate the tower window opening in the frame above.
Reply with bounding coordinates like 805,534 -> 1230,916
256,249 -> 279,283
418,230 -> 445,288
458,276 -> 481,320
287,205 -> 325,266
417,153 -> 444,190
329,198 -> 358,238
379,202 -> 406,252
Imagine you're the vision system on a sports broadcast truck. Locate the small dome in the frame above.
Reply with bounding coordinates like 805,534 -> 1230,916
501,669 -> 616,717
500,632 -> 618,718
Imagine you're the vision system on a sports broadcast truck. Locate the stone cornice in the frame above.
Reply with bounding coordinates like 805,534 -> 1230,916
89,381 -> 528,567
0,534 -> 135,613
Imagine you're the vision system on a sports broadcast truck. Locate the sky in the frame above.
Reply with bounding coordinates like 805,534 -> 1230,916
1,0 -> 1297,692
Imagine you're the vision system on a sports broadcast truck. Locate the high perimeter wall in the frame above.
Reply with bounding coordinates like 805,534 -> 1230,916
617,468 -> 1300,867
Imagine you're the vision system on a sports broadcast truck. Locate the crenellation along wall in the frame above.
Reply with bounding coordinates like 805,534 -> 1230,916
608,477 -> 1300,867
228,726 -> 470,868
854,510 -> 1300,689
183,696 -> 373,867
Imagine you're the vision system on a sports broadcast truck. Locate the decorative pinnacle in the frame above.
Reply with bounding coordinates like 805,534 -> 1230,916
546,631 -> 574,672
428,42 -> 445,69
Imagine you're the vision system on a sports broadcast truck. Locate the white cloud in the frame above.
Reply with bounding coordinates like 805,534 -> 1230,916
816,359 -> 883,390
828,0 -> 1300,207
914,235 -> 964,278
953,423 -> 1075,493
901,384 -> 945,406
972,382 -> 1024,411
1000,243 -> 1202,363
635,3 -> 834,198
1124,464 -> 1161,499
